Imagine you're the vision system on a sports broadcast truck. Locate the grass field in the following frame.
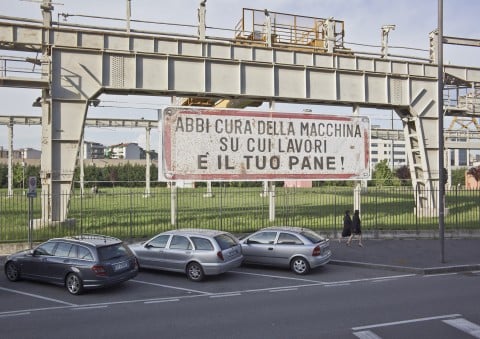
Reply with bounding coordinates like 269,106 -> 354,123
0,185 -> 479,243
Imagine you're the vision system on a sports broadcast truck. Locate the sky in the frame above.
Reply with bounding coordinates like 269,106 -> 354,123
1,0 -> 479,151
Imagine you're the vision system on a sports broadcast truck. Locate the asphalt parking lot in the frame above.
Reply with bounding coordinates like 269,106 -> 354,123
0,263 -> 411,317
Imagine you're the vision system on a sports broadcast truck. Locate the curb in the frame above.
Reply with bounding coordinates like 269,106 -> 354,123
329,260 -> 480,275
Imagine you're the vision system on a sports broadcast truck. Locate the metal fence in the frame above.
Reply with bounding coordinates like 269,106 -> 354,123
1,185 -> 479,243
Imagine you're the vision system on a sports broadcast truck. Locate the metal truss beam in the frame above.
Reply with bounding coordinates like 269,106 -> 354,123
3,19 -> 480,220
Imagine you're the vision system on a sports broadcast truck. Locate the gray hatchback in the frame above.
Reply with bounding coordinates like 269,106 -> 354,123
240,226 -> 331,275
4,234 -> 138,295
129,229 -> 243,281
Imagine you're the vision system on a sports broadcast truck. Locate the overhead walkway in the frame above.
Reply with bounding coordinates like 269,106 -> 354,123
1,6 -> 480,222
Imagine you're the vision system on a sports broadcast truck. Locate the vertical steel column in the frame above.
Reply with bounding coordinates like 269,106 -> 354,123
7,119 -> 13,197
40,0 -> 53,221
198,0 -> 206,40
126,0 -> 131,33
79,137 -> 84,195
145,127 -> 151,196
438,0 -> 445,263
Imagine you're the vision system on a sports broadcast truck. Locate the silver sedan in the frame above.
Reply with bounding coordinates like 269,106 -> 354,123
240,226 -> 331,275
129,229 -> 243,281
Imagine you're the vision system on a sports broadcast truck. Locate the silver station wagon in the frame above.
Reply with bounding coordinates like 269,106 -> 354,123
240,226 -> 331,275
129,229 -> 243,281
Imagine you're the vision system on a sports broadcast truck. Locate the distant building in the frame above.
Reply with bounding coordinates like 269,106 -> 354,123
106,142 -> 144,160
82,141 -> 105,159
370,138 -> 407,169
0,147 -> 41,160
21,148 -> 41,159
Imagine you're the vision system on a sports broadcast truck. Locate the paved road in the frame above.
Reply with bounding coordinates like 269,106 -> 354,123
1,262 -> 479,338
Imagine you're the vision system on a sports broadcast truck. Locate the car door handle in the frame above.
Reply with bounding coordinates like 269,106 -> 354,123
268,247 -> 274,250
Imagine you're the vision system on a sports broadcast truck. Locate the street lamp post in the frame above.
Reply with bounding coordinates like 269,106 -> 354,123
438,0 -> 445,263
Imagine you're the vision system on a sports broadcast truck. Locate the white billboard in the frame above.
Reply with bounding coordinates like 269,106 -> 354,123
161,107 -> 370,181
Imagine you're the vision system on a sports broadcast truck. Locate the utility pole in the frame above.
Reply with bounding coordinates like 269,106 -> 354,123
438,0 -> 446,263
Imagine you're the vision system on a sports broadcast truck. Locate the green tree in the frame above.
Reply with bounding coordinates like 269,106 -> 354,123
372,159 -> 399,186
452,167 -> 467,187
12,163 -> 25,188
395,165 -> 411,186
0,163 -> 7,188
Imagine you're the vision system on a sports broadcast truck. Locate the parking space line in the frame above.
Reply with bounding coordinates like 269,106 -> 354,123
443,318 -> 480,338
131,279 -> 210,295
324,283 -> 350,287
0,305 -> 72,317
0,286 -> 77,306
209,293 -> 241,299
144,298 -> 180,304
0,312 -> 31,319
227,282 -> 322,295
352,314 -> 461,331
269,288 -> 298,293
353,330 -> 383,339
423,272 -> 458,278
322,274 -> 415,287
71,305 -> 108,311
229,270 -> 322,283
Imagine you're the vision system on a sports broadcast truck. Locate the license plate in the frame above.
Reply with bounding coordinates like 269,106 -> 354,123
113,261 -> 129,271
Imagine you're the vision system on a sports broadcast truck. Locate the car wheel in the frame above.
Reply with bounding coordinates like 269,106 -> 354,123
290,257 -> 310,275
186,262 -> 204,282
5,261 -> 20,282
66,273 -> 84,295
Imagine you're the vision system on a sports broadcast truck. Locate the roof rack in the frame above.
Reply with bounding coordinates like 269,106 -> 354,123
70,234 -> 120,244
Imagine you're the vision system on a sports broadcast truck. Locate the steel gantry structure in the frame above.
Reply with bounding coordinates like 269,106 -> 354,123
1,1 -> 480,222
0,115 -> 157,197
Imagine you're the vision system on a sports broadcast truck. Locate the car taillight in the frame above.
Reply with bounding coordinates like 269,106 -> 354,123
312,245 -> 321,256
92,265 -> 107,276
217,251 -> 224,261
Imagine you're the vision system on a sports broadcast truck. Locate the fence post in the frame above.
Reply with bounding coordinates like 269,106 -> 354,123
129,190 -> 133,239
171,185 -> 177,226
269,184 -> 275,222
374,186 -> 379,239
80,190 -> 83,235
354,183 -> 361,212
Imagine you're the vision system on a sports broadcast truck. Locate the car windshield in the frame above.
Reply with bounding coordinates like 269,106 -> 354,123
98,243 -> 131,261
300,230 -> 325,243
215,234 -> 238,250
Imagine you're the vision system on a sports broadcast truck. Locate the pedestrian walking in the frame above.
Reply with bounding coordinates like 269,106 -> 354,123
340,210 -> 352,243
347,209 -> 363,247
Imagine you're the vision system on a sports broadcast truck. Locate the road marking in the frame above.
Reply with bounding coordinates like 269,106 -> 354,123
230,270 -> 321,283
353,330 -> 382,339
131,279 -> 210,295
0,286 -> 77,306
144,298 -> 180,304
322,274 -> 415,287
443,318 -> 480,338
71,305 -> 108,311
269,288 -> 298,293
352,314 -> 461,331
423,272 -> 458,277
324,283 -> 350,287
209,293 -> 241,299
0,312 -> 31,319
0,306 -> 73,317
